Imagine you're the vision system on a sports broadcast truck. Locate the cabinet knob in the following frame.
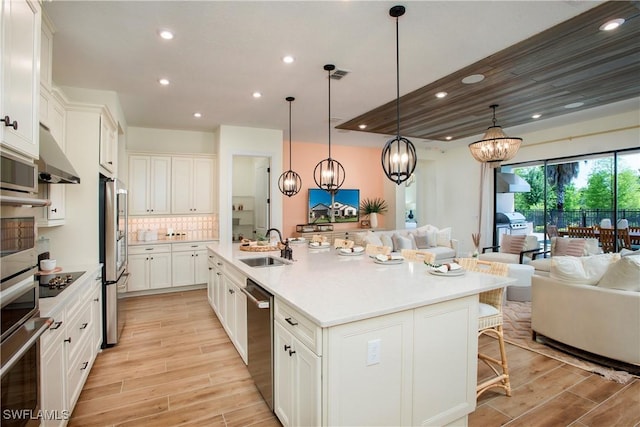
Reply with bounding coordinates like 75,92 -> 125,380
216,272 -> 222,276
150,257 -> 154,260
51,208 -> 57,213
93,298 -> 99,302
284,344 -> 291,351
108,161 -> 113,164
228,289 -> 235,294
208,267 -> 212,271
50,321 -> 63,330
1,115 -> 18,130
80,323 -> 88,330
289,349 -> 296,357
285,317 -> 298,326
64,337 -> 72,344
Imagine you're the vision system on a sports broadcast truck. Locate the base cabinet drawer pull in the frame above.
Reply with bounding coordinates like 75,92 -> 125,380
80,323 -> 89,330
81,361 -> 89,370
64,337 -> 71,343
228,289 -> 235,294
288,349 -> 296,357
284,344 -> 291,351
50,321 -> 63,330
93,298 -> 99,302
285,317 -> 298,326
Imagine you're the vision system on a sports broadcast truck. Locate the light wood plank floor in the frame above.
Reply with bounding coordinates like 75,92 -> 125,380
71,289 -> 640,427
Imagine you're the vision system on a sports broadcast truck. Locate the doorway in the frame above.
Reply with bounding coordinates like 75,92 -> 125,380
232,156 -> 270,241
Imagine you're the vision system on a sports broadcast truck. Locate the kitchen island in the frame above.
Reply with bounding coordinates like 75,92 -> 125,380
207,242 -> 514,427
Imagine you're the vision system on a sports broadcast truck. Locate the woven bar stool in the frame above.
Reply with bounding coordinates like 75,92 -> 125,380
457,258 -> 512,398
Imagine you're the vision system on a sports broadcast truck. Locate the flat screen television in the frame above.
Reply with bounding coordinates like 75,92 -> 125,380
308,188 -> 359,224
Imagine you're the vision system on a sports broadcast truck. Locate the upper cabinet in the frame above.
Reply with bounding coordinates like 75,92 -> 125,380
171,156 -> 215,214
99,110 -> 118,177
1,0 -> 41,158
128,155 -> 171,215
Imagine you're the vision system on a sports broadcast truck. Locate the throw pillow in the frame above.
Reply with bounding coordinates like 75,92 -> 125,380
597,255 -> 640,292
621,248 -> 640,257
499,234 -> 526,254
583,238 -> 602,255
435,227 -> 452,248
380,234 -> 394,251
392,233 -> 414,251
425,229 -> 438,247
553,238 -> 586,257
550,253 -> 621,285
413,232 -> 430,249
363,231 -> 383,247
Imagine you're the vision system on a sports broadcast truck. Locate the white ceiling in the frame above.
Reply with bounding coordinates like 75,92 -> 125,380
45,0 -> 632,150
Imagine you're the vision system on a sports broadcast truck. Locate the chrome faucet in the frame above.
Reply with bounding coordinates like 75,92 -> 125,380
265,228 -> 293,261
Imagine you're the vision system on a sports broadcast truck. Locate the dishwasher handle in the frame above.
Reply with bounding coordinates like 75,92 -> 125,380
243,280 -> 271,309
242,287 -> 270,309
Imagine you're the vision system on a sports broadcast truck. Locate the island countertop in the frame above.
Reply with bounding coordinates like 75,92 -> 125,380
208,242 -> 514,328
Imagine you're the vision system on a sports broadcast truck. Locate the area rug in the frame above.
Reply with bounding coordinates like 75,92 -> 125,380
502,301 -> 637,384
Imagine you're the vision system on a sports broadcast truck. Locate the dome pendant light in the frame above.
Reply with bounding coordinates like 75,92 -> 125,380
381,5 -> 417,186
313,64 -> 345,193
278,96 -> 302,197
468,104 -> 522,166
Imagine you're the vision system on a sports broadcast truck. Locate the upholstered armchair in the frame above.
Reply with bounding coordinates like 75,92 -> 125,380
479,234 -> 540,265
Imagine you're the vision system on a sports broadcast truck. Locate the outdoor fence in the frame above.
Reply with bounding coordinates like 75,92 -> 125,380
520,209 -> 640,232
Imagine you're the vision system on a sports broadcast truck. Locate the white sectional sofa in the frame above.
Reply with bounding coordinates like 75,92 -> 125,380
350,225 -> 458,263
531,253 -> 640,368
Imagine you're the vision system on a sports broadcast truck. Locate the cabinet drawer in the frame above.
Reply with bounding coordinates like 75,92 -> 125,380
66,303 -> 92,361
224,264 -> 246,288
173,241 -> 214,252
41,309 -> 66,351
275,299 -> 322,356
129,244 -> 172,255
67,338 -> 93,409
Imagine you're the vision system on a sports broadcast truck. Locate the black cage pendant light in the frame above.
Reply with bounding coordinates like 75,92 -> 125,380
313,64 -> 345,193
278,96 -> 302,197
381,5 -> 417,186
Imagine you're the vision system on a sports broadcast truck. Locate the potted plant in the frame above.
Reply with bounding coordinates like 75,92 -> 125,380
360,197 -> 388,228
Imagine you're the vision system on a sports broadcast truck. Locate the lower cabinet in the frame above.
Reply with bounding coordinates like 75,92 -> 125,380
274,321 -> 321,427
127,244 -> 172,292
171,242 -> 211,287
40,277 -> 103,426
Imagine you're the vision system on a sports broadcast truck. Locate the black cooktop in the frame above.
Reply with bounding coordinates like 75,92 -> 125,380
38,271 -> 86,299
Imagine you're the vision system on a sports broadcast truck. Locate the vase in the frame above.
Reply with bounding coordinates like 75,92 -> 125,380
369,212 -> 378,228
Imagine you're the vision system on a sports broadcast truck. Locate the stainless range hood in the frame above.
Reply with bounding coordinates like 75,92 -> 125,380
36,124 -> 81,184
496,172 -> 530,193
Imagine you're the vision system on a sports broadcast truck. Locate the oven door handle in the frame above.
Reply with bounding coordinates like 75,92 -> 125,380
0,317 -> 52,378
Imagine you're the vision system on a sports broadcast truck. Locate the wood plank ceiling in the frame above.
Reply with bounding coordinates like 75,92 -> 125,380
337,1 -> 640,143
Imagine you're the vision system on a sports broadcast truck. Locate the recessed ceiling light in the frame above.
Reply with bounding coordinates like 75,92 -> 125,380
158,78 -> 170,86
358,124 -> 367,130
282,55 -> 295,64
531,113 -> 542,119
445,136 -> 452,141
252,91 -> 262,98
599,18 -> 625,31
159,30 -> 174,40
435,91 -> 448,99
564,102 -> 584,109
461,74 -> 485,84
193,112 -> 202,118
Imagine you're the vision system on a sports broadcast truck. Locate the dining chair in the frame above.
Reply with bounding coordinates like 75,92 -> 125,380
365,244 -> 391,256
455,258 -> 511,399
598,228 -> 631,252
567,226 -> 596,239
546,224 -> 559,239
333,238 -> 354,249
629,226 -> 640,249
400,249 -> 435,264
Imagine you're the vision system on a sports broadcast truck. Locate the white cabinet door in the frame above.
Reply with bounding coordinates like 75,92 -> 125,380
194,249 -> 209,284
171,251 -> 195,287
214,266 -> 224,322
193,157 -> 214,213
90,280 -> 102,352
127,253 -> 149,292
234,286 -> 247,363
149,252 -> 172,289
274,321 -> 321,427
128,156 -> 150,216
171,157 -> 193,214
223,276 -> 237,342
41,341 -> 68,427
99,112 -> 117,176
0,0 -> 41,158
149,156 -> 171,214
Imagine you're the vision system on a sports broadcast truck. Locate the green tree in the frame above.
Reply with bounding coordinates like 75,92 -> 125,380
546,162 -> 580,211
515,166 -> 545,211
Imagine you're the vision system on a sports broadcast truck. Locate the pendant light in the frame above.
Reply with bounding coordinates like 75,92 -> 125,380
278,96 -> 302,197
381,5 -> 417,186
313,64 -> 345,193
468,104 -> 522,166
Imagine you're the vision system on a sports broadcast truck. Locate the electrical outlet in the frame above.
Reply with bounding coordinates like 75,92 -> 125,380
367,339 -> 381,366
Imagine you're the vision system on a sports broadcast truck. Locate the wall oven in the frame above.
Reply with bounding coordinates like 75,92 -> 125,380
1,217 -> 52,426
0,152 -> 38,195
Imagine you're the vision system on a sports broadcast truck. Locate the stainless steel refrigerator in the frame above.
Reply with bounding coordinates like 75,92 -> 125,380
99,175 -> 129,347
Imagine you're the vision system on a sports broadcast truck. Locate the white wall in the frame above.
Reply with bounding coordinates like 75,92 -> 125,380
417,108 -> 640,256
217,125 -> 283,247
127,126 -> 216,155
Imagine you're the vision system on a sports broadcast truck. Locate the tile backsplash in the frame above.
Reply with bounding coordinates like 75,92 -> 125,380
128,215 -> 218,241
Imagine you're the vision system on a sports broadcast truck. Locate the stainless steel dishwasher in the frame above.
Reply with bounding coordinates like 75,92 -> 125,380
243,279 -> 274,410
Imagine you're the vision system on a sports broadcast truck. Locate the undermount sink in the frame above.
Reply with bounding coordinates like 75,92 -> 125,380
240,256 -> 287,268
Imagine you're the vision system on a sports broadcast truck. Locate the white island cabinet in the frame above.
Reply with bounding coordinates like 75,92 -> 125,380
207,243 -> 514,427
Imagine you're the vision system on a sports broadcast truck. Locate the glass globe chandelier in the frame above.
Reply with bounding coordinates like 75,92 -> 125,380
313,64 -> 345,193
381,5 -> 417,186
468,104 -> 522,166
278,96 -> 302,197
